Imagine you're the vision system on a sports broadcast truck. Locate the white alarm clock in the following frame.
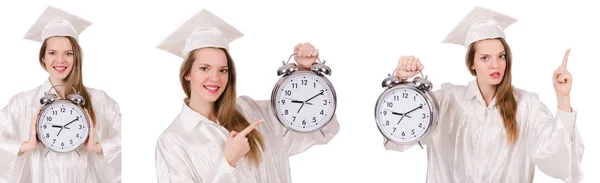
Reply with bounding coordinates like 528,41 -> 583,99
374,69 -> 439,148
37,84 -> 89,155
271,54 -> 337,137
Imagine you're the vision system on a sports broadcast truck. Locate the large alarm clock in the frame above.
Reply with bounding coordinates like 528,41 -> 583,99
271,54 -> 337,136
374,69 -> 439,147
37,84 -> 89,154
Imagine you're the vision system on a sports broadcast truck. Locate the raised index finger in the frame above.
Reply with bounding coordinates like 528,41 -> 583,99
561,49 -> 571,69
238,120 -> 262,137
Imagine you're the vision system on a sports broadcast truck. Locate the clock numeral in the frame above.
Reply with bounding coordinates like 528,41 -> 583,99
393,127 -> 397,132
320,110 -> 324,115
422,113 -> 426,119
43,124 -> 47,129
284,110 -> 289,115
76,133 -> 80,138
313,82 -> 316,88
394,95 -> 399,101
70,110 -> 73,115
403,93 -> 408,98
285,90 -> 292,96
387,102 -> 393,107
301,79 -> 308,85
302,120 -> 306,125
292,116 -> 296,122
79,124 -> 82,130
52,139 -> 56,144
383,111 -> 387,116
61,142 -> 64,147
70,139 -> 73,144
52,111 -> 57,115
414,96 -> 416,101
312,117 -> 316,122
402,131 -> 406,136
46,116 -> 52,122
411,129 -> 415,135
46,133 -> 49,138
281,99 -> 286,105
60,108 -> 65,112
323,100 -> 327,105
418,123 -> 423,128
385,120 -> 389,126
292,83 -> 298,88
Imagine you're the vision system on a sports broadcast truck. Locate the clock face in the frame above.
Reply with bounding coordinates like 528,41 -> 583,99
37,101 -> 89,153
273,72 -> 336,132
375,87 -> 432,143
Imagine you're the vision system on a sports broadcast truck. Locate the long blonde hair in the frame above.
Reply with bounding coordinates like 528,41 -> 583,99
466,38 -> 518,145
39,36 -> 96,125
180,47 -> 265,166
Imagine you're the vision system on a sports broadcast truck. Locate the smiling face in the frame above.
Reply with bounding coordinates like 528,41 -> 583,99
467,38 -> 510,87
181,47 -> 230,103
40,36 -> 76,82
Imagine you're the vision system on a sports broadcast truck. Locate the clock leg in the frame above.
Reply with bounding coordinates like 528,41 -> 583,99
44,149 -> 50,157
76,150 -> 81,156
418,141 -> 423,149
282,128 -> 290,137
320,129 -> 326,137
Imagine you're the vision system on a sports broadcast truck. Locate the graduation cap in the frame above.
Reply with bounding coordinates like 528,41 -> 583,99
156,8 -> 243,59
23,5 -> 92,43
442,6 -> 517,47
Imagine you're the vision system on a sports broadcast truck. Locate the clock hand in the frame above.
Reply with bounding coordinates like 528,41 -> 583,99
403,105 -> 423,116
287,98 -> 312,105
51,125 -> 70,130
293,100 -> 312,106
63,116 -> 79,127
384,108 -> 412,118
297,103 -> 305,113
304,91 -> 324,103
57,128 -> 63,136
296,91 -> 323,113
397,115 -> 405,125
284,97 -> 304,104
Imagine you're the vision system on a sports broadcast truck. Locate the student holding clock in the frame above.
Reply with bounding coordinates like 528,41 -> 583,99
0,6 -> 122,183
380,6 -> 584,183
154,9 -> 340,183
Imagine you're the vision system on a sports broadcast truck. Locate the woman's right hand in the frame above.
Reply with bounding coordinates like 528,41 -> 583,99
19,109 -> 41,155
396,55 -> 425,79
223,120 -> 262,167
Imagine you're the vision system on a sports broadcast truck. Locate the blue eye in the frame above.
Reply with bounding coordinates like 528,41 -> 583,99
480,56 -> 488,61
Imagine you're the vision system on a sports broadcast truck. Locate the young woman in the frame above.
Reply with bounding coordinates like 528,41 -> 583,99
154,9 -> 340,183
0,6 -> 122,183
386,7 -> 584,183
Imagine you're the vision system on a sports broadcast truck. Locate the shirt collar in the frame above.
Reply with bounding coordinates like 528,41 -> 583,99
464,79 -> 497,107
179,98 -> 218,132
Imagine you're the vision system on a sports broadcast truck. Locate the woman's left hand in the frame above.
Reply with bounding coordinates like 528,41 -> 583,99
553,49 -> 573,111
294,42 -> 319,69
84,109 -> 103,153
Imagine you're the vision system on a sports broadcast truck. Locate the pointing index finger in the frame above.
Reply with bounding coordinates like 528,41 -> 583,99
238,120 -> 262,137
561,48 -> 571,69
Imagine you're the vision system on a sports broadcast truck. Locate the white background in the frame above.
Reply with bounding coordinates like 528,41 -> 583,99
1,0 -> 598,182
